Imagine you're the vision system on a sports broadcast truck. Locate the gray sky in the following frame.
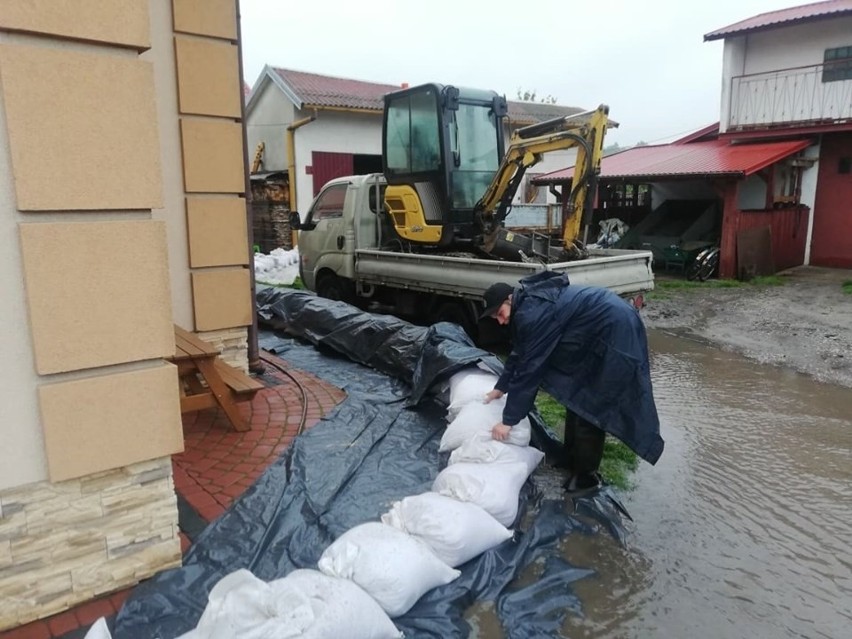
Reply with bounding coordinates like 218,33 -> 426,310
240,0 -> 797,147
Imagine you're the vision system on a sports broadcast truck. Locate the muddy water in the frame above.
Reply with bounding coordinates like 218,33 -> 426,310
470,330 -> 852,638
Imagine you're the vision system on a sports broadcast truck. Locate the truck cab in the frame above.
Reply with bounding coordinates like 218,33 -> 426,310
295,174 -> 385,300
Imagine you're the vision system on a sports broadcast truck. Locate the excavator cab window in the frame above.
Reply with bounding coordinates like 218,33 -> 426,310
382,83 -> 506,247
450,103 -> 501,209
385,89 -> 441,174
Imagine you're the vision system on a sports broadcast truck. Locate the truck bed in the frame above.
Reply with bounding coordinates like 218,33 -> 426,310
355,248 -> 654,299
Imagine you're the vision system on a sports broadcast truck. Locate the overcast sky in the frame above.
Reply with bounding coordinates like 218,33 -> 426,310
240,0 -> 798,147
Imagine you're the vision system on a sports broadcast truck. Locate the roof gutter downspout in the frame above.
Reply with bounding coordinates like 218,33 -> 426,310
235,0 -> 264,374
287,115 -> 316,246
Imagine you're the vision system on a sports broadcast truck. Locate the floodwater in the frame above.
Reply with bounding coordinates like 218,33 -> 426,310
471,329 -> 852,638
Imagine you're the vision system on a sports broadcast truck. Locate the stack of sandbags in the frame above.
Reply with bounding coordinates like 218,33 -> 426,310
432,368 -> 543,526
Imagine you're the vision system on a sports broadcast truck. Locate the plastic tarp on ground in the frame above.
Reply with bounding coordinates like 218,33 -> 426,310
113,289 -> 628,639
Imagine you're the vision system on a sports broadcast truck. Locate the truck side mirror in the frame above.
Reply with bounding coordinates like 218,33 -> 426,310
290,211 -> 316,231
288,211 -> 301,230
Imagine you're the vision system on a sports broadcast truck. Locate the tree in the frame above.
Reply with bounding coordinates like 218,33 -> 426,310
603,142 -> 621,156
516,88 -> 557,104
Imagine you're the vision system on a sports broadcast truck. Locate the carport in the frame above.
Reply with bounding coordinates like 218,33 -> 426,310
533,130 -> 814,279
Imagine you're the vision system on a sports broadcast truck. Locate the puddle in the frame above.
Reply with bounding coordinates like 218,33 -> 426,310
468,329 -> 852,638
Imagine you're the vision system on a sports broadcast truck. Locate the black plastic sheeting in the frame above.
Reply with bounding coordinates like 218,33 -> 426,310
113,289 -> 629,639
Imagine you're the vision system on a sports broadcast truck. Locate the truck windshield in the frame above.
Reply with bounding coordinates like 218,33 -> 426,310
451,103 -> 500,209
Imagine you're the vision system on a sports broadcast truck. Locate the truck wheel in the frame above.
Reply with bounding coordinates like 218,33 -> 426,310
433,301 -> 477,341
316,273 -> 352,304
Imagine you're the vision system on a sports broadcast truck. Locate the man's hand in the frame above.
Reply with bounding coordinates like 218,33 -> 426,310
484,389 -> 504,404
492,423 -> 511,441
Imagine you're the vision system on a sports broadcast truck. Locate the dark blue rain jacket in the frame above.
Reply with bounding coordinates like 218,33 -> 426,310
496,271 -> 664,464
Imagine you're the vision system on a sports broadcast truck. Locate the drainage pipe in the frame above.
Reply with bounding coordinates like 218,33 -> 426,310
287,115 -> 316,246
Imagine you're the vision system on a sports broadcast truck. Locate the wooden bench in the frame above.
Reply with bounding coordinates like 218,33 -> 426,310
169,325 -> 264,432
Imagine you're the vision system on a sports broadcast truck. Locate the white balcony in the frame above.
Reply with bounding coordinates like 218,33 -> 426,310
728,62 -> 852,130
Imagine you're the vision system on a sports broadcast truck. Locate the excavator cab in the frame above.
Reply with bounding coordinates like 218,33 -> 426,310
382,82 -> 610,262
382,83 -> 507,249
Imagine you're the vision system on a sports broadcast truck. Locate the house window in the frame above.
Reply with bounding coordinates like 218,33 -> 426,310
822,46 -> 852,83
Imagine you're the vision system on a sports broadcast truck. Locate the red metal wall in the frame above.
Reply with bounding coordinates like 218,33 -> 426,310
311,152 -> 354,196
720,180 -> 809,279
810,133 -> 852,268
737,206 -> 809,272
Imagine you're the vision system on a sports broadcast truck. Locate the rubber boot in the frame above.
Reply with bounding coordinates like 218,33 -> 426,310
562,412 -> 605,492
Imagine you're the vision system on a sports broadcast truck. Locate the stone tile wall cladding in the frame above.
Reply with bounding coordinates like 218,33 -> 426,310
199,326 -> 249,372
0,458 -> 180,630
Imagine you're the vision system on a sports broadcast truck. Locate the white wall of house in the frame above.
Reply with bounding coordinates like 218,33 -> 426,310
523,149 -> 578,205
246,80 -> 295,173
0,59 -> 44,488
742,18 -> 852,74
292,109 -> 383,214
719,16 -> 852,131
145,0 -> 193,331
801,141 -> 822,265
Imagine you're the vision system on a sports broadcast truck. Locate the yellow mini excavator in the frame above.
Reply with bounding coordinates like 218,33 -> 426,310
381,83 -> 609,262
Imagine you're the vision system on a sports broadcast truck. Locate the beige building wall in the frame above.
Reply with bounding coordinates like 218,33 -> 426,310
0,0 -> 252,629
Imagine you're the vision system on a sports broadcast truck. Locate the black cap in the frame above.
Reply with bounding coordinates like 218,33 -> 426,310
479,282 -> 514,320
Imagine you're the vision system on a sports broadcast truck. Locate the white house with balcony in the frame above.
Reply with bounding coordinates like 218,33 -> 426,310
535,0 -> 852,279
706,0 -> 852,271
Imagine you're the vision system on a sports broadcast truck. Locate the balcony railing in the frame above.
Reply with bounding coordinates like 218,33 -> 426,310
728,61 -> 852,129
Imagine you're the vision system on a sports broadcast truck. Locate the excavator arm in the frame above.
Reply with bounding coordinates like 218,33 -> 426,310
474,105 -> 609,258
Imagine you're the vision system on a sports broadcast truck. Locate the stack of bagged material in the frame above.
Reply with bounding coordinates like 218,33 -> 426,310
90,364 -> 543,639
431,367 -> 543,528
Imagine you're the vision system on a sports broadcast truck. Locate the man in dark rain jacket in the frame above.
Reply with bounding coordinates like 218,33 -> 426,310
481,271 -> 663,491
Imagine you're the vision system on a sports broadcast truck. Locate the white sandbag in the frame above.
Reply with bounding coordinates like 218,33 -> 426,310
447,368 -> 500,420
440,401 -> 531,452
83,618 -> 112,639
280,570 -> 402,639
432,461 -> 529,527
187,569 -> 298,639
381,492 -> 512,567
449,432 -> 545,478
183,568 -> 401,639
318,522 -> 460,617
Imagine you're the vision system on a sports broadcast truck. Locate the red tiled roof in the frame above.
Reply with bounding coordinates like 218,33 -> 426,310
268,68 -> 587,121
704,0 -> 852,40
532,138 -> 812,184
271,68 -> 401,111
